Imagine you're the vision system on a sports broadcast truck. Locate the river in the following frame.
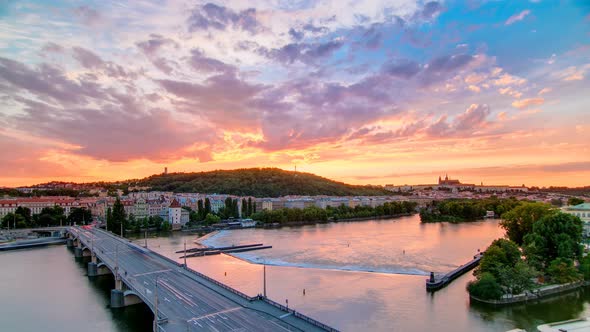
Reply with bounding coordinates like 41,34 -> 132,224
1,215 -> 589,331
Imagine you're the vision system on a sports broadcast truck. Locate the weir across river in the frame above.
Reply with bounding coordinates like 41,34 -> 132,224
67,226 -> 338,332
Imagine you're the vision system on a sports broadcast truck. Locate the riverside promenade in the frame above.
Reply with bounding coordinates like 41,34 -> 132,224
68,226 -> 338,332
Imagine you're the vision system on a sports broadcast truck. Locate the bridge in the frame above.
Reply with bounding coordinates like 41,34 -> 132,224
67,226 -> 338,332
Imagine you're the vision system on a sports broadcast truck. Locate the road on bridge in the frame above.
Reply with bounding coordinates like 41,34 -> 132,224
71,227 -> 328,332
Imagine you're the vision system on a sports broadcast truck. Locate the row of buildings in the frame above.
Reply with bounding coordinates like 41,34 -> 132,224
2,189 -> 587,233
0,193 -> 424,225
385,175 -> 529,193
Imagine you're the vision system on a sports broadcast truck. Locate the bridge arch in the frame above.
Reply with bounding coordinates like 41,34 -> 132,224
111,289 -> 145,308
81,246 -> 92,257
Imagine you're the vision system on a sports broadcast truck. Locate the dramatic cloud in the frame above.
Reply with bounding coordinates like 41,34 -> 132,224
71,47 -> 134,79
426,104 -> 491,137
1,1 -> 588,186
136,34 -> 178,55
187,3 -> 260,34
505,10 -> 531,25
0,57 -> 102,105
187,49 -> 236,73
381,59 -> 421,79
419,1 -> 444,19
263,40 -> 344,65
13,101 -> 213,162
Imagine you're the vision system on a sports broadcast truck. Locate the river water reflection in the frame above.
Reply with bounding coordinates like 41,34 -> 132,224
140,215 -> 590,331
1,215 -> 589,331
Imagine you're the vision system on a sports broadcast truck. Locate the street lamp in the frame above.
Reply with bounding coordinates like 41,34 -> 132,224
184,240 -> 187,268
257,257 -> 267,298
153,276 -> 159,332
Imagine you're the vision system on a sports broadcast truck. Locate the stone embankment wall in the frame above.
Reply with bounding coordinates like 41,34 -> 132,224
470,281 -> 589,305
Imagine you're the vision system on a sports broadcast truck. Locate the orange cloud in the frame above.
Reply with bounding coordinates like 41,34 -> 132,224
512,98 -> 544,109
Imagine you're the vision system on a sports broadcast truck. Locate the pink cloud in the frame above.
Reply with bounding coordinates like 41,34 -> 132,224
512,98 -> 545,109
505,10 -> 531,26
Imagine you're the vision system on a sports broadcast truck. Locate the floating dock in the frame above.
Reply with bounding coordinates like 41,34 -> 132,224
176,243 -> 264,254
179,243 -> 272,258
0,237 -> 67,251
426,253 -> 483,291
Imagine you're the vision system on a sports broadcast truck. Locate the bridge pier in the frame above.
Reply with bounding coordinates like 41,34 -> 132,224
66,238 -> 74,248
74,246 -> 83,258
110,278 -> 143,308
88,262 -> 112,277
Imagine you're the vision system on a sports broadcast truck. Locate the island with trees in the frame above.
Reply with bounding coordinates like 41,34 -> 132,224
467,201 -> 587,304
248,201 -> 418,226
419,197 -> 521,223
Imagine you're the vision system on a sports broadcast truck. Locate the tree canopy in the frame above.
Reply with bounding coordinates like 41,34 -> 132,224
568,197 -> 585,206
125,168 -> 390,197
523,212 -> 583,269
500,202 -> 555,245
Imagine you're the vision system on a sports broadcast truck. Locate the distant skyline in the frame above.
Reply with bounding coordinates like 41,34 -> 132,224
1,1 -> 589,187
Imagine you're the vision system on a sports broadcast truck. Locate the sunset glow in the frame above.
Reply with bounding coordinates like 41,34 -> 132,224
1,1 -> 589,187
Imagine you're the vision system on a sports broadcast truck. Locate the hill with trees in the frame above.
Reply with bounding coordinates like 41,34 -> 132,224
125,168 -> 390,197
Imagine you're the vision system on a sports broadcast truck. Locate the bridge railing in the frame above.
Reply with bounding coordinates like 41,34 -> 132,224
148,249 -> 256,302
68,227 -> 171,325
70,227 -> 338,332
261,297 -> 340,332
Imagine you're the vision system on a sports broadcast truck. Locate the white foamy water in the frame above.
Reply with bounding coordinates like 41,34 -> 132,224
201,215 -> 503,275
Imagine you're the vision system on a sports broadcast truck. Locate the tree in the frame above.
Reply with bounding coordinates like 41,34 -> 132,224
547,258 -> 581,284
476,239 -> 521,280
106,207 -> 113,230
578,255 -> 590,280
568,197 -> 585,206
128,213 -> 139,232
160,220 -> 171,232
2,213 -> 25,229
204,198 -> 211,215
500,202 -> 555,245
34,206 -> 65,227
197,199 -> 204,220
225,197 -> 233,214
497,261 -> 537,295
467,272 -> 503,300
111,197 -> 127,236
232,199 -> 239,218
67,207 -> 92,225
151,216 -> 163,230
247,197 -> 253,217
241,198 -> 247,217
204,213 -> 220,225
15,206 -> 32,225
523,212 -> 583,268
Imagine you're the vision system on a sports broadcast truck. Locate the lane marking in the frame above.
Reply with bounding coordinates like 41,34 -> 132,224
187,307 -> 242,322
133,269 -> 171,277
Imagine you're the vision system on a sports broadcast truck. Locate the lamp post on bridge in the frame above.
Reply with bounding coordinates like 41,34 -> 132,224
153,276 -> 159,332
263,263 -> 267,298
257,257 -> 267,298
184,240 -> 187,268
115,244 -> 119,276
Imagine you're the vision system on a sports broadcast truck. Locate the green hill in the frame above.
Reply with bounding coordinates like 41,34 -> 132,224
127,168 -> 389,197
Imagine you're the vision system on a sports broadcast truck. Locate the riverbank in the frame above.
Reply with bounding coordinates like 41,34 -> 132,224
470,281 -> 590,305
258,213 -> 415,228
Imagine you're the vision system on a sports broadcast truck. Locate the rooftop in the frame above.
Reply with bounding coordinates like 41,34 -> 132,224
570,203 -> 590,211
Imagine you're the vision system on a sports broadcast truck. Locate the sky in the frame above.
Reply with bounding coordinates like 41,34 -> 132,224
0,0 -> 589,188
